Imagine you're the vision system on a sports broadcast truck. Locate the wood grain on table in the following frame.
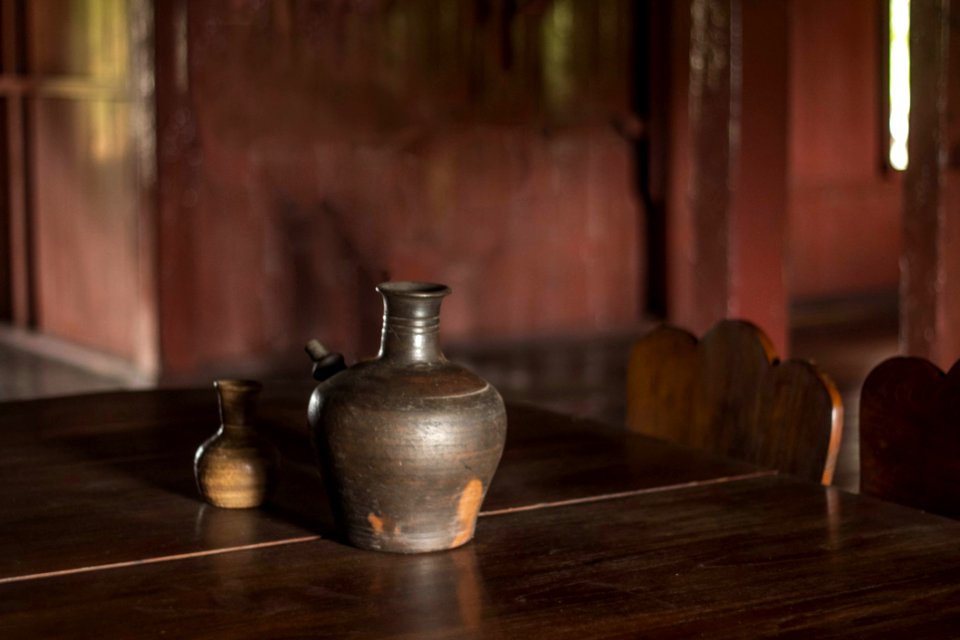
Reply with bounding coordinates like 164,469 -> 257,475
4,475 -> 959,639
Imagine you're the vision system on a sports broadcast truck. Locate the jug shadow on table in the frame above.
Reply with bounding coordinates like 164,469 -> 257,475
258,422 -> 338,537
50,390 -> 339,539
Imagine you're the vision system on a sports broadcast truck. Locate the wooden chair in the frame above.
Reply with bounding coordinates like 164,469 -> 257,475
860,357 -> 960,518
626,320 -> 843,484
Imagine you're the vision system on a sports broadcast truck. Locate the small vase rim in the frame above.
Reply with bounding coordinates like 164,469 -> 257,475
214,379 -> 263,392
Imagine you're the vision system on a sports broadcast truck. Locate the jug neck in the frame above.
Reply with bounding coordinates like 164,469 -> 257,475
377,282 -> 451,364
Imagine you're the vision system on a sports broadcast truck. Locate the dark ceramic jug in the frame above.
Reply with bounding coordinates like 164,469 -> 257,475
306,282 -> 507,553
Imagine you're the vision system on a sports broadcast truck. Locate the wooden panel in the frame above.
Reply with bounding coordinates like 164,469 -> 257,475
4,476 -> 960,638
30,96 -> 141,358
901,0 -> 960,368
0,388 -> 762,580
3,0 -> 159,370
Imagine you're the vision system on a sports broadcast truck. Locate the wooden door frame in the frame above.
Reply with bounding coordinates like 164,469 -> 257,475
0,0 -> 159,379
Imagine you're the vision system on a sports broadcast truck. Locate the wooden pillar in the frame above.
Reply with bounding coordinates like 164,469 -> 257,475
668,0 -> 789,354
1,0 -> 32,327
901,0 -> 960,368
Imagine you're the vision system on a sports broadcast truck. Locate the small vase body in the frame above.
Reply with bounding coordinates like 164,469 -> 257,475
308,282 -> 507,553
195,379 -> 278,509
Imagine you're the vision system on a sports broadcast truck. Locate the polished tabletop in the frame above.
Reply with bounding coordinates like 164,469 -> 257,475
3,386 -> 960,637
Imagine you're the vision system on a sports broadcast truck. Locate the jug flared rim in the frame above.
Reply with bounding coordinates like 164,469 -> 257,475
377,281 -> 451,298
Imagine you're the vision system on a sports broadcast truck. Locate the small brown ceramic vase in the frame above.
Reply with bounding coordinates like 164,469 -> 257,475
194,379 -> 278,509
306,282 -> 507,554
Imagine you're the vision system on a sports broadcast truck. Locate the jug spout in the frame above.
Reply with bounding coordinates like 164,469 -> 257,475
305,339 -> 347,381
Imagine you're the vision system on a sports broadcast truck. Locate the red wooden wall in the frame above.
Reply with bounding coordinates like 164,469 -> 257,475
788,0 -> 900,301
155,0 -> 642,377
2,0 -> 908,378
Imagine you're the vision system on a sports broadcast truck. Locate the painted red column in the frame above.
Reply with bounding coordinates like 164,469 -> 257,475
668,0 -> 789,354
901,0 -> 960,368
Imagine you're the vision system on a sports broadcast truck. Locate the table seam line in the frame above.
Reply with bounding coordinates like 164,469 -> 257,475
478,470 -> 779,517
0,535 -> 321,586
0,470 -> 778,585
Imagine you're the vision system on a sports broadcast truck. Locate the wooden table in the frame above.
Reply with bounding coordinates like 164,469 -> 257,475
3,387 -> 960,637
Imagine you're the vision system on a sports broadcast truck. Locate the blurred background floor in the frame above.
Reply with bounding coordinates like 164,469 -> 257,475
0,314 -> 899,494
0,342 -> 128,400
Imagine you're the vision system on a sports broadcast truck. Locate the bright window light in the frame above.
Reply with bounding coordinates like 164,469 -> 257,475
889,0 -> 910,170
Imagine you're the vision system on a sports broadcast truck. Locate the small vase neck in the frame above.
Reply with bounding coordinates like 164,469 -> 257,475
215,379 -> 262,427
377,282 -> 451,365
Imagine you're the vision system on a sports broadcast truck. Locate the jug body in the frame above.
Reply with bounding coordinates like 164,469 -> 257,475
308,282 -> 507,553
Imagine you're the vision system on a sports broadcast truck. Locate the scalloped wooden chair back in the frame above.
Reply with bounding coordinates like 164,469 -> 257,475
860,357 -> 960,518
626,320 -> 843,484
